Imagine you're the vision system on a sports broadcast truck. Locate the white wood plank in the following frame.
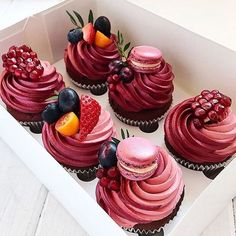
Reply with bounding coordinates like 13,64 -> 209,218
0,138 -> 48,236
201,202 -> 235,236
35,193 -> 88,236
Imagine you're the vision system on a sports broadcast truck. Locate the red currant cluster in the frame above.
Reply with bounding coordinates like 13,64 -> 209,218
96,166 -> 120,192
2,45 -> 44,80
191,90 -> 232,128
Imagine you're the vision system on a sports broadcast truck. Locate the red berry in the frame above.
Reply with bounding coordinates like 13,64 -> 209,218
194,95 -> 203,102
14,68 -> 23,77
26,62 -> 35,72
194,108 -> 206,117
214,103 -> 225,113
22,52 -> 30,60
201,90 -> 210,96
107,167 -> 120,179
107,75 -> 113,84
203,93 -> 214,101
220,96 -> 231,107
108,180 -> 120,192
35,65 -> 44,75
201,102 -> 212,111
193,118 -> 203,129
100,177 -> 110,187
198,98 -> 208,105
112,74 -> 120,82
208,110 -> 218,121
109,84 -> 116,91
77,95 -> 101,141
191,102 -> 200,110
96,168 -> 107,179
29,70 -> 39,79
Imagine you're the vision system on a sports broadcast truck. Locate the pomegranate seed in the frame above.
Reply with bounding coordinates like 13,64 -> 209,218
208,110 -> 218,121
96,168 -> 107,179
21,72 -> 28,79
30,70 -> 39,79
26,62 -> 36,72
14,68 -> 23,77
100,177 -> 110,187
220,96 -> 231,107
198,98 -> 208,105
2,54 -> 7,62
30,52 -> 37,58
194,108 -> 206,117
19,45 -> 31,52
211,90 -> 219,94
193,118 -> 203,129
108,180 -> 120,192
191,102 -> 200,110
21,52 -> 30,60
17,57 -> 23,64
26,58 -> 33,63
9,64 -> 18,73
16,48 -> 23,57
35,65 -> 44,75
214,104 -> 225,113
7,57 -> 16,65
201,102 -> 212,111
33,58 -> 40,65
9,46 -> 17,51
194,95 -> 203,102
19,63 -> 26,69
7,50 -> 16,58
201,90 -> 210,96
203,93 -> 214,101
213,93 -> 222,100
107,167 -> 120,179
209,99 -> 219,105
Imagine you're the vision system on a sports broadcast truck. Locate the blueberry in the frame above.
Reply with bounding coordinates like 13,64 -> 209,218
120,67 -> 134,83
58,88 -> 80,114
98,141 -> 117,168
108,60 -> 125,74
67,28 -> 83,44
94,16 -> 111,37
42,103 -> 61,124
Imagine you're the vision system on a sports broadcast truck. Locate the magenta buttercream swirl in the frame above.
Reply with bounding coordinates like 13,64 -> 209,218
0,61 -> 64,113
42,109 -> 116,168
164,98 -> 236,164
64,37 -> 120,80
109,59 -> 174,112
96,148 -> 184,228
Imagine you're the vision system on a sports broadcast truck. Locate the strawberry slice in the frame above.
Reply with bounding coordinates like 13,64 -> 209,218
82,23 -> 95,44
77,95 -> 101,141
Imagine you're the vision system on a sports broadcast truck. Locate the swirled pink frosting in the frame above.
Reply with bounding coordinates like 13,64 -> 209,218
96,147 -> 184,228
164,98 -> 236,164
0,61 -> 64,113
109,59 -> 174,112
42,109 -> 116,168
64,37 -> 120,80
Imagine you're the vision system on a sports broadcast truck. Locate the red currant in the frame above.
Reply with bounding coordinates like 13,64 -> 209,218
107,167 -> 120,179
96,168 -> 107,179
108,180 -> 120,192
100,177 -> 110,187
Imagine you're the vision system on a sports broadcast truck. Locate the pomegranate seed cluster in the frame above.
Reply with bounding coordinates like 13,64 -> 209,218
191,90 -> 232,128
2,45 -> 44,80
96,166 -> 120,192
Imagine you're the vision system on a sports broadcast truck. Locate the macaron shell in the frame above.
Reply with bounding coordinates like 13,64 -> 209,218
130,46 -> 162,62
117,137 -> 158,166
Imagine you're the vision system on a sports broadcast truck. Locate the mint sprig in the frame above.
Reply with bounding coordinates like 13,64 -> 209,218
111,128 -> 133,145
66,9 -> 94,28
45,90 -> 59,102
116,30 -> 131,59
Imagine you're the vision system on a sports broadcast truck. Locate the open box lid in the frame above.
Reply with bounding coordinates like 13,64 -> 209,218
0,0 -> 236,235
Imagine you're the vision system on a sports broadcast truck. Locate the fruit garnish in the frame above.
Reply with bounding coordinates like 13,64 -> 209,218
55,112 -> 80,136
116,30 -> 131,59
94,31 -> 112,48
98,141 -> 118,168
2,45 -> 44,80
58,88 -> 80,114
96,166 -> 120,192
108,60 -> 125,74
67,28 -> 83,44
94,16 -> 111,37
77,95 -> 101,141
42,103 -> 61,124
82,23 -> 96,44
191,90 -> 232,128
120,67 -> 134,83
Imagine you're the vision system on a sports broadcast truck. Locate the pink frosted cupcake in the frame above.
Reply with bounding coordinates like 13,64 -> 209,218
164,89 -> 236,175
96,137 -> 184,235
0,45 -> 65,133
108,45 -> 174,133
42,88 -> 116,181
64,10 -> 120,95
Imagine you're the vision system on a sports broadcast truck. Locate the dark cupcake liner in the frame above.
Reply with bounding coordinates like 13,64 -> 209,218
122,190 -> 184,236
19,120 -> 44,134
70,78 -> 107,96
63,164 -> 99,182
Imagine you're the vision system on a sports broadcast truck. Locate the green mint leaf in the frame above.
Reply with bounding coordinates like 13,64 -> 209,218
121,128 -> 125,140
66,10 -> 78,26
73,11 -> 84,27
88,9 -> 94,24
124,42 -> 131,52
111,137 -> 120,145
126,129 -> 130,138
54,90 -> 59,95
45,95 -> 58,102
120,33 -> 124,44
117,30 -> 121,44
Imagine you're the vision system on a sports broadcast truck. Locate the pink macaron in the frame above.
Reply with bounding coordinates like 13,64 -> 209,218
117,137 -> 158,181
128,46 -> 162,73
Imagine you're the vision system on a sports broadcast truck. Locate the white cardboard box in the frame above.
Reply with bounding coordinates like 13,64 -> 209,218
0,0 -> 236,235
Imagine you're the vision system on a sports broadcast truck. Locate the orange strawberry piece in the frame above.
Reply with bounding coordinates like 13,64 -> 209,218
94,31 -> 112,48
55,112 -> 79,136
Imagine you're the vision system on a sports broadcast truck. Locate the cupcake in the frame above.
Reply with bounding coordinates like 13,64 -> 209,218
0,45 -> 65,133
42,88 -> 116,181
108,45 -> 174,133
64,10 -> 120,95
164,89 -> 236,173
96,137 -> 184,234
